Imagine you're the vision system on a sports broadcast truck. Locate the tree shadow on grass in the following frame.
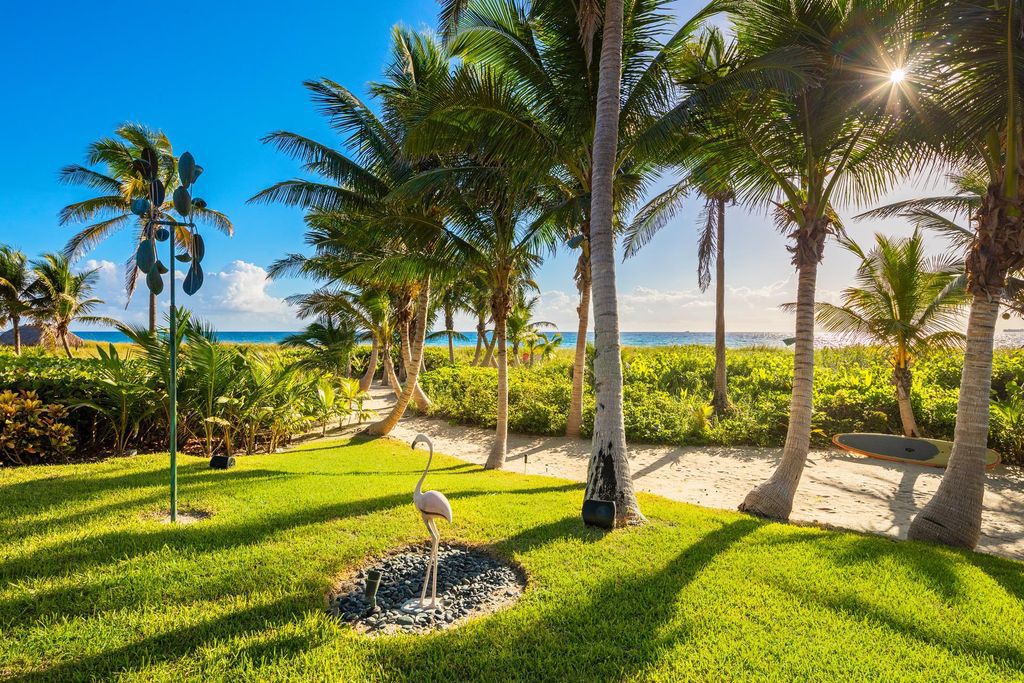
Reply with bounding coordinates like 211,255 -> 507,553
0,468 -> 300,540
753,527 -> 1015,605
777,579 -> 1024,671
373,518 -> 764,681
0,483 -> 585,626
7,594 -> 320,683
0,464 -> 297,518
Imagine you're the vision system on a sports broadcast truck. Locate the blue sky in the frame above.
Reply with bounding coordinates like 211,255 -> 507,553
0,1 -> 982,333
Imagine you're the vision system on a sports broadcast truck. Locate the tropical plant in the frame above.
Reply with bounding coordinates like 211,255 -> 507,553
432,0 -> 722,468
993,387 -> 1024,457
74,344 -> 155,457
506,295 -> 555,366
281,316 -> 359,377
585,0 -> 638,522
0,390 -> 75,466
58,123 -> 232,331
0,246 -> 32,354
858,170 -> 1024,318
805,231 -> 967,437
26,253 -> 114,357
313,376 -> 339,436
893,0 -> 1024,548
430,283 -> 471,364
180,325 -> 238,457
337,377 -> 376,426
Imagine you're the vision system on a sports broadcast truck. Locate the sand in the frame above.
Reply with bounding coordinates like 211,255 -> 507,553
333,386 -> 1024,561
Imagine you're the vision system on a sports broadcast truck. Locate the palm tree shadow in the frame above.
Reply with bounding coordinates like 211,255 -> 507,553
777,579 -> 1024,670
377,518 -> 763,681
8,595 -> 317,682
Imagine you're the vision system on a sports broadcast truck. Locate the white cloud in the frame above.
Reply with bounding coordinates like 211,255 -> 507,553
76,259 -> 300,331
210,260 -> 291,316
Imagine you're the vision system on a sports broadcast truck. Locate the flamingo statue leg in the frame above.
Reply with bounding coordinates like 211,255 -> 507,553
418,515 -> 435,605
428,518 -> 440,608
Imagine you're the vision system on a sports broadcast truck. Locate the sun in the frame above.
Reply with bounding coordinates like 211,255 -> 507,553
889,68 -> 906,84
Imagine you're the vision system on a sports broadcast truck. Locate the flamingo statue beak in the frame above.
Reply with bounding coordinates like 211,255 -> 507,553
411,434 -> 433,455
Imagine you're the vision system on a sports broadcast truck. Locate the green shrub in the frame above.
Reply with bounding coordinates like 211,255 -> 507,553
419,345 -> 1024,464
0,390 -> 76,466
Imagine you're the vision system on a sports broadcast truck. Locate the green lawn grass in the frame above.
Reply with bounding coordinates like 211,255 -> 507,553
1,438 -> 1023,682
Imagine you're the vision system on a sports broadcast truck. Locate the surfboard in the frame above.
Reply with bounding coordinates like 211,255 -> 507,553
832,433 -> 1001,470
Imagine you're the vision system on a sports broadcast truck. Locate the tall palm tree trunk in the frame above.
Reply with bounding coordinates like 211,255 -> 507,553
739,258 -> 818,520
893,364 -> 920,437
472,316 -> 485,365
712,197 -> 729,414
148,290 -> 157,334
446,310 -> 456,364
485,309 -> 509,469
399,308 -> 432,412
567,252 -> 591,437
369,280 -> 431,435
382,341 -> 402,397
11,315 -> 21,355
907,294 -> 1001,548
359,338 -> 379,393
583,0 -> 643,526
399,321 -> 411,382
60,329 -> 73,358
482,330 -> 497,367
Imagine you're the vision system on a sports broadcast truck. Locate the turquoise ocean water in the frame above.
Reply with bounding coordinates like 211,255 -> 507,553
73,330 -> 1024,348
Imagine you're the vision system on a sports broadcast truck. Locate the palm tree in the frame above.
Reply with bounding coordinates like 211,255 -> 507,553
0,246 -> 32,354
397,162 -> 551,468
806,231 -> 967,436
429,283 -> 471,364
505,294 -> 554,366
858,170 -> 1024,320
280,284 -> 396,395
58,123 -> 233,332
281,316 -> 359,377
432,0 -> 724,520
878,0 -> 1024,548
624,28 -> 739,414
427,0 -> 720,451
583,0 -> 643,522
255,29 -> 455,433
682,0 -> 916,521
27,253 -> 114,357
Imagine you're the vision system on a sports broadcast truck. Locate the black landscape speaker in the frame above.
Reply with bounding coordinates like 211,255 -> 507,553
209,455 -> 235,470
582,499 -> 616,529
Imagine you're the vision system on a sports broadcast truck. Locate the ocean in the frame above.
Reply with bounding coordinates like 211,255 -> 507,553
73,330 -> 1024,349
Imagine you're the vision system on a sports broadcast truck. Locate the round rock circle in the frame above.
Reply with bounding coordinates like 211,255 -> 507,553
328,543 -> 525,635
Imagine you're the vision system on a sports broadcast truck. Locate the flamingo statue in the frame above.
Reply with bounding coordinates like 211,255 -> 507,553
404,434 -> 452,612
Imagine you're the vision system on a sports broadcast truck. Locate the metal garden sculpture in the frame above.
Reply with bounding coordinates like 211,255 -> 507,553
130,148 -> 212,523
404,434 -> 453,612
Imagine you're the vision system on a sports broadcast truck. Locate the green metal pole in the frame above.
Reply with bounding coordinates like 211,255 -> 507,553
169,225 -> 178,523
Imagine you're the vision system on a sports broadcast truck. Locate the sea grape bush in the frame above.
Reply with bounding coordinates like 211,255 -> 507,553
419,345 -> 1024,464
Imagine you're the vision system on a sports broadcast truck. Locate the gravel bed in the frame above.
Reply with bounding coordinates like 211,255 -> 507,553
328,544 -> 525,634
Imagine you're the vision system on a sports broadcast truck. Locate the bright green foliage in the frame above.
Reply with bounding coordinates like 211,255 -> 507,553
0,439 -> 1022,680
336,377 -> 375,426
420,346 -> 1024,463
73,345 -> 155,457
0,390 -> 75,466
0,335 -> 328,461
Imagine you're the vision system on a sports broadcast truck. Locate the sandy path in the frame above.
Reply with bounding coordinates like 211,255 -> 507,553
344,386 -> 1024,562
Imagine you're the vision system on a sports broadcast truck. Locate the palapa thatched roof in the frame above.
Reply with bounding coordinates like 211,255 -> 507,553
0,324 -> 85,348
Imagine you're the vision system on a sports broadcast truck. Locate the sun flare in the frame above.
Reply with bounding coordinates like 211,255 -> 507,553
889,68 -> 906,84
